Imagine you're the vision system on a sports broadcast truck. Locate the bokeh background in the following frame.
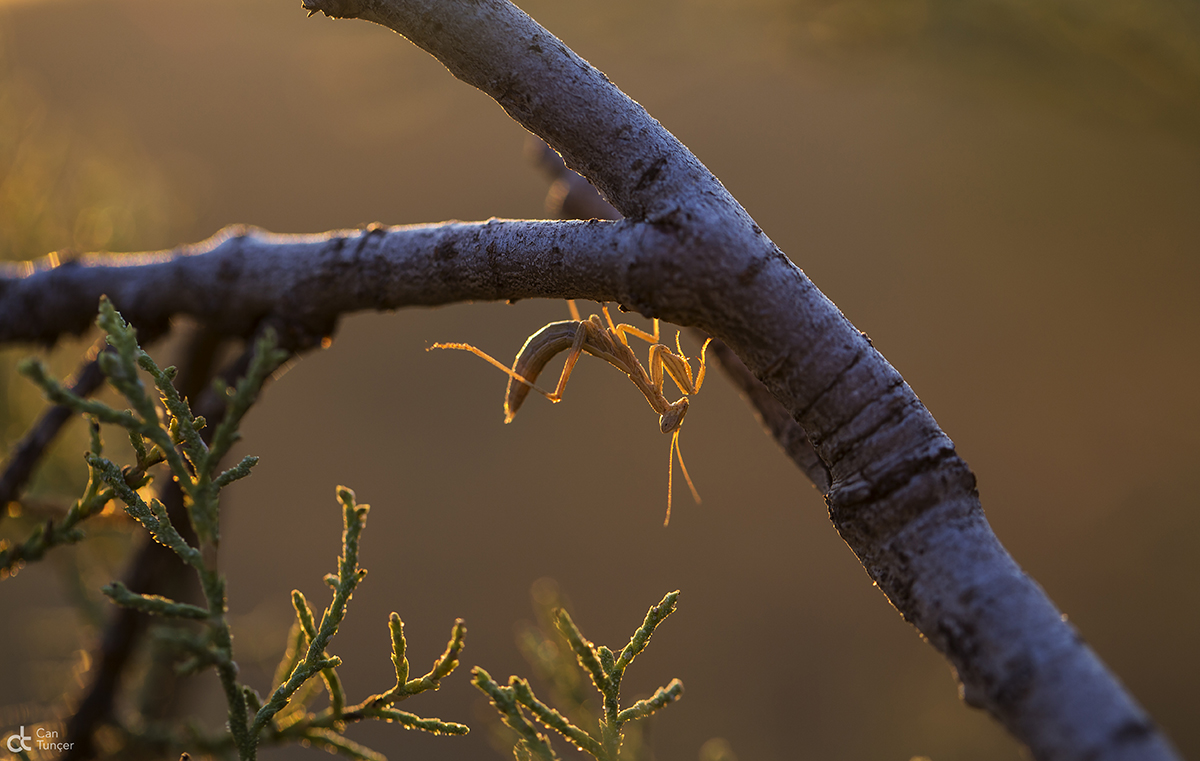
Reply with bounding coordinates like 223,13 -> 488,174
1,1 -> 1198,760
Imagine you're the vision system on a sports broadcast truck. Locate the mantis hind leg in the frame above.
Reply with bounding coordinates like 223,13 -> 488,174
433,321 -> 590,423
429,342 -> 558,404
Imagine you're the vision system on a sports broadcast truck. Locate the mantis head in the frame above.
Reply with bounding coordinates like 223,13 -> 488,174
659,397 -> 689,434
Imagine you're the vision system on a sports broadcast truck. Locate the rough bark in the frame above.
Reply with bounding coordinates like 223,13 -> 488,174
0,1 -> 1178,759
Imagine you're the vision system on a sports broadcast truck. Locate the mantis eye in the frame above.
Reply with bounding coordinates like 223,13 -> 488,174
659,398 -> 689,434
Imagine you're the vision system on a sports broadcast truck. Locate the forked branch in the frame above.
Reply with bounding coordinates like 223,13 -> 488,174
0,1 -> 1179,759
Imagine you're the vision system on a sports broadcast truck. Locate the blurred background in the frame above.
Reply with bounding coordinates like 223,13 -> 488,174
1,0 -> 1197,759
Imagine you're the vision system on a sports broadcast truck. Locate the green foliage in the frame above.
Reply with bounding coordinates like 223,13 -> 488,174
475,590 -> 684,761
4,299 -> 469,760
5,300 -> 702,761
247,488 -> 470,759
0,419 -> 147,577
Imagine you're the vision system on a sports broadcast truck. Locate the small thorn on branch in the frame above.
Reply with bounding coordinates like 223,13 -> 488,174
301,0 -> 364,20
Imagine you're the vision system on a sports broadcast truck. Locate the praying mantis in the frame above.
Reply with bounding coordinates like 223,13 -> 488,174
430,301 -> 712,525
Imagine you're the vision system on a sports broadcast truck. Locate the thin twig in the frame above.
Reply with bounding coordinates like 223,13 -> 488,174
0,340 -> 107,526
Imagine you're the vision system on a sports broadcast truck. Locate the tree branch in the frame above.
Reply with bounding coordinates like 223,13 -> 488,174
0,1 -> 1179,759
0,221 -> 636,348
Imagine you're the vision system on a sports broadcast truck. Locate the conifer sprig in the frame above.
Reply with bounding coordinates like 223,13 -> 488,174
7,299 -> 468,760
475,591 -> 684,761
